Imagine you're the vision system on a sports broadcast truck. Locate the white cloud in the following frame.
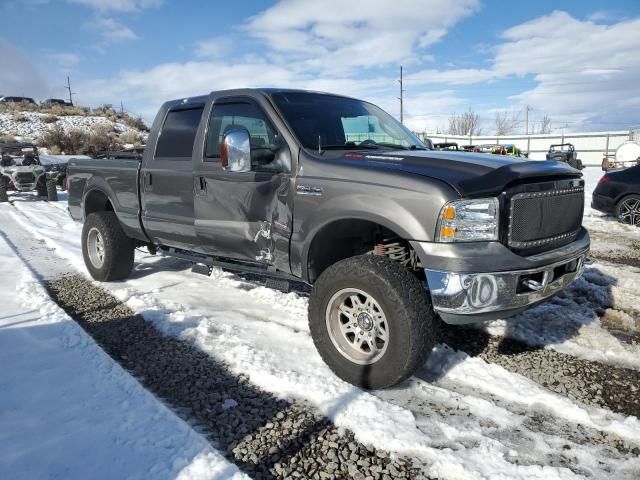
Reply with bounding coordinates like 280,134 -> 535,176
246,0 -> 479,72
49,52 -> 81,67
90,17 -> 137,41
194,37 -> 231,59
68,0 -> 161,12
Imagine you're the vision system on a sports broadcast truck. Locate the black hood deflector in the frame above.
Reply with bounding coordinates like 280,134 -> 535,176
339,150 -> 581,197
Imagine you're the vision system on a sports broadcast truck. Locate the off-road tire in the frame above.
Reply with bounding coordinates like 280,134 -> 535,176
46,179 -> 58,201
36,177 -> 47,196
82,211 -> 135,281
0,178 -> 7,202
308,255 -> 436,389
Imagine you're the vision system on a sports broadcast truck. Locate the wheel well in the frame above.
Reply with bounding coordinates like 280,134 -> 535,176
84,189 -> 114,218
306,219 -> 421,283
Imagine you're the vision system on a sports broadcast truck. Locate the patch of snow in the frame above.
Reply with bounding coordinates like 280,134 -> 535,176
0,230 -> 246,480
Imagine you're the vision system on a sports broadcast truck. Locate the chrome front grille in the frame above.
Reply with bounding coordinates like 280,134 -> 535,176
508,185 -> 584,250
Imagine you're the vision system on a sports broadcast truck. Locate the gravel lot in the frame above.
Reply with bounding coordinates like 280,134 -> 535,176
46,275 -> 424,480
437,323 -> 640,417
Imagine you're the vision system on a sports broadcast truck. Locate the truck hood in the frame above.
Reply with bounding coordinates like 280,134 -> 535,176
340,150 -> 582,196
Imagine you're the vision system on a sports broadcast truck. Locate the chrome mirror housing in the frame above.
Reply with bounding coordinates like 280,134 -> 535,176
221,128 -> 251,173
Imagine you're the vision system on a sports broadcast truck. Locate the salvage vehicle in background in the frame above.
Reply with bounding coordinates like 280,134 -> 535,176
546,143 -> 583,170
66,88 -> 589,389
0,143 -> 58,202
592,164 -> 640,226
601,141 -> 640,171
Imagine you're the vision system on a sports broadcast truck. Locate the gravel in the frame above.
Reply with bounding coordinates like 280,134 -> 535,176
46,275 -> 426,480
437,323 -> 640,418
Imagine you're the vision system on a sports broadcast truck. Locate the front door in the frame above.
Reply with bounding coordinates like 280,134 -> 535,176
193,97 -> 294,273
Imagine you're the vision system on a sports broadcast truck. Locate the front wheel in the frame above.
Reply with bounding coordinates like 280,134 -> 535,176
82,211 -> 135,281
616,194 -> 640,226
308,255 -> 436,389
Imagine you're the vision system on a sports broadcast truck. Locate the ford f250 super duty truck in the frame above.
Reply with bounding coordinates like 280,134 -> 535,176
67,89 -> 590,389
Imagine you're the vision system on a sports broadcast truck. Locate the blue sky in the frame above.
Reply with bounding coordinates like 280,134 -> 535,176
1,0 -> 639,134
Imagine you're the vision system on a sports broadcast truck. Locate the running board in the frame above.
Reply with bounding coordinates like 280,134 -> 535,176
160,246 -> 308,292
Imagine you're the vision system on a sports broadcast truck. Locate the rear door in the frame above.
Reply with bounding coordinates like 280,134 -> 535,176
141,103 -> 204,248
192,95 -> 294,272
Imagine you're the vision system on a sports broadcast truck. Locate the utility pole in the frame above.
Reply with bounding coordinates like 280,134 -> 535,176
397,66 -> 404,124
120,101 -> 124,114
524,104 -> 532,135
66,76 -> 76,106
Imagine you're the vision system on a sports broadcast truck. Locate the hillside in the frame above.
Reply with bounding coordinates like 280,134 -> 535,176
0,103 -> 149,154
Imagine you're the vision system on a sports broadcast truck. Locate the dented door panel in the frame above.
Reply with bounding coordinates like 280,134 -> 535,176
193,170 -> 293,272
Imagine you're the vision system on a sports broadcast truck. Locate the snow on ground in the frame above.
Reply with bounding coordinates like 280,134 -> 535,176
0,231 -> 246,480
2,170 -> 640,479
0,111 -> 142,140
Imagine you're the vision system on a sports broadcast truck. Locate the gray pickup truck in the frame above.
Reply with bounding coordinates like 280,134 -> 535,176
67,89 -> 590,389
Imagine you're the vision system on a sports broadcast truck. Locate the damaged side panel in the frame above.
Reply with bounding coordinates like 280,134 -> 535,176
193,171 -> 293,273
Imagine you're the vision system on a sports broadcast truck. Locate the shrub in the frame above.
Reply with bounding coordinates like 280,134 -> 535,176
39,126 -> 89,154
0,133 -> 18,143
119,130 -> 144,146
124,115 -> 149,132
42,114 -> 59,124
13,113 -> 29,122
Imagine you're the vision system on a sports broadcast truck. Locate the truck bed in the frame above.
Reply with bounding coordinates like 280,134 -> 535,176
67,157 -> 145,240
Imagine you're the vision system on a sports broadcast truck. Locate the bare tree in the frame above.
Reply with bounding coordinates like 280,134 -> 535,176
494,110 -> 520,136
448,109 -> 482,136
537,114 -> 552,134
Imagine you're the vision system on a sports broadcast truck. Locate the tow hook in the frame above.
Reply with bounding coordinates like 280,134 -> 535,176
520,278 -> 543,292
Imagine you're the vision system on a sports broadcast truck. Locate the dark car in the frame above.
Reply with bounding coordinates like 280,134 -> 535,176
0,96 -> 37,105
592,164 -> 640,226
41,98 -> 72,108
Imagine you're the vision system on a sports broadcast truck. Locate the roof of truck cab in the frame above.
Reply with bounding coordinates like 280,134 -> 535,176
164,88 -> 356,106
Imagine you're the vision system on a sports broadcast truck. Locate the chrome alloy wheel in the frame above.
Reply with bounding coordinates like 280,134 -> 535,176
325,288 -> 389,365
87,227 -> 106,268
618,197 -> 640,226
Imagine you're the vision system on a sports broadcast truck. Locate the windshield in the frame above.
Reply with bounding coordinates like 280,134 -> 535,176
271,92 -> 427,152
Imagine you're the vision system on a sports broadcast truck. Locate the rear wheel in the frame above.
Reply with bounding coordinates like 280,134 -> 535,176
308,255 -> 436,389
616,195 -> 640,226
82,211 -> 135,281
46,179 -> 58,201
0,178 -> 7,202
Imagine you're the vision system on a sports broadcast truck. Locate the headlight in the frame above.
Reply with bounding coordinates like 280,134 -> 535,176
436,197 -> 499,242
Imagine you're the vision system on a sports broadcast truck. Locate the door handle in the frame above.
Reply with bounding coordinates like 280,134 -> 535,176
145,172 -> 153,191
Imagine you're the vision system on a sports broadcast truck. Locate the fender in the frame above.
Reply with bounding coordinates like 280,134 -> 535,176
290,184 -> 455,280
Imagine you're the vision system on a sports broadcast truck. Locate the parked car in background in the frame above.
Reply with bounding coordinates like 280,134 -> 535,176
433,142 -> 459,151
41,98 -> 72,108
0,96 -> 37,105
592,164 -> 640,226
547,143 -> 583,170
0,143 -> 58,202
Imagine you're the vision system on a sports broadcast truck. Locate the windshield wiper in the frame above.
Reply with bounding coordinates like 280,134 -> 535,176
318,144 -> 380,153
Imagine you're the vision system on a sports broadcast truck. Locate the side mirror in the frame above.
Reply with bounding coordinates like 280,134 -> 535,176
221,128 -> 251,172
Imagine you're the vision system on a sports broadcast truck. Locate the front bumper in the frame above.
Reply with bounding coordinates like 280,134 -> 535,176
412,228 -> 590,324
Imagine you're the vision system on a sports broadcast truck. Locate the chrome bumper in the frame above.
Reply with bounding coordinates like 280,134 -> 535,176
426,253 -> 587,324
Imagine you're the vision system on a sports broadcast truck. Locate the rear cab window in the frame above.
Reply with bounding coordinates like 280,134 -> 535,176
155,106 -> 204,159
